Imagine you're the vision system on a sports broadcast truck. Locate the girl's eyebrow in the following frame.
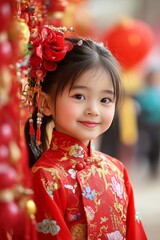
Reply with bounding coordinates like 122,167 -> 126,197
71,85 -> 88,90
71,85 -> 114,95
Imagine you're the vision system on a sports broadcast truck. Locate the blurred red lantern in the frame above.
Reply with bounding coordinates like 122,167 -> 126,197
0,163 -> 17,189
0,201 -> 20,231
102,18 -> 155,69
0,38 -> 12,67
0,0 -> 12,31
46,0 -> 68,12
0,144 -> 9,162
68,0 -> 85,2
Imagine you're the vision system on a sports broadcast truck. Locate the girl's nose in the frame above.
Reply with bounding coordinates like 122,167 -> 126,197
85,103 -> 99,116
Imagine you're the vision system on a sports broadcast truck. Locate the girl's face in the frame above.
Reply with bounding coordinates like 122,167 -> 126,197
48,67 -> 116,146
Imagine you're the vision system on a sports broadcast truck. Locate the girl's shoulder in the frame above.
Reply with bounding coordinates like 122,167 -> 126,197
32,148 -> 60,171
93,150 -> 126,172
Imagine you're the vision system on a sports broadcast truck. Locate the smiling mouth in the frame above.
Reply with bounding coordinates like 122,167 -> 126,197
79,121 -> 99,128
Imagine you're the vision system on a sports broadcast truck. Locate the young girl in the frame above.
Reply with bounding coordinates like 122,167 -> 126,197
25,26 -> 147,240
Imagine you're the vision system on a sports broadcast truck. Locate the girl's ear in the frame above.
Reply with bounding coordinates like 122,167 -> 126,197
37,93 -> 53,116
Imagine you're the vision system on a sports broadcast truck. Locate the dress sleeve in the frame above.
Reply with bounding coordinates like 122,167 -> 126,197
31,167 -> 72,240
124,168 -> 148,240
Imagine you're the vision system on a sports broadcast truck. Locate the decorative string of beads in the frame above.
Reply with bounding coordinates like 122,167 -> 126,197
37,112 -> 43,125
36,111 -> 43,145
29,117 -> 34,136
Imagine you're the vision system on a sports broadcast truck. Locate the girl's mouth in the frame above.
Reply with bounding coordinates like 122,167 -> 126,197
79,121 -> 99,128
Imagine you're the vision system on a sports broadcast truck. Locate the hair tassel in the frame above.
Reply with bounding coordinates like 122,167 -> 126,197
36,124 -> 41,146
36,112 -> 43,145
29,118 -> 35,136
29,117 -> 34,137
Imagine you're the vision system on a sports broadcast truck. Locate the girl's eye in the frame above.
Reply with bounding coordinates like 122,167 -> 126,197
101,97 -> 111,104
73,94 -> 85,100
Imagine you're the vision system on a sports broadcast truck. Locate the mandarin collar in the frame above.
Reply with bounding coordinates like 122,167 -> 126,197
49,130 -> 93,159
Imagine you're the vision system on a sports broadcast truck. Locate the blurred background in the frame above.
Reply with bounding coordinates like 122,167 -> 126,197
0,0 -> 159,239
82,1 -> 160,240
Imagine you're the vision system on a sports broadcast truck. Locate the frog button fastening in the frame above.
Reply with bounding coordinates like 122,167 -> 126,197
75,160 -> 87,170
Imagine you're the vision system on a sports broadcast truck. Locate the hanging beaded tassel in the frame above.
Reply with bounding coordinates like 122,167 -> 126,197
29,101 -> 34,137
36,111 -> 43,145
27,84 -> 35,138
34,72 -> 44,146
29,117 -> 35,136
36,96 -> 44,146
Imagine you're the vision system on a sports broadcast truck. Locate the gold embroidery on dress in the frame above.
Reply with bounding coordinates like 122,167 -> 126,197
114,202 -> 126,220
97,225 -> 109,238
41,178 -> 59,191
70,223 -> 87,240
60,153 -> 69,161
79,158 -> 110,191
110,206 -> 126,232
60,141 -> 85,156
122,224 -> 127,235
100,216 -> 108,223
84,206 -> 95,221
32,166 -> 61,187
108,159 -> 124,178
51,142 -> 58,151
33,166 -> 60,176
51,137 -> 58,150
69,144 -> 84,158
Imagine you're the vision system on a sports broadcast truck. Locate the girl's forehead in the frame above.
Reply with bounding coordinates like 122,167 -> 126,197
74,67 -> 113,87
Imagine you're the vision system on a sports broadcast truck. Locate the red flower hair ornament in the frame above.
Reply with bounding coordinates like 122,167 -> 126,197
24,26 -> 76,149
29,26 -> 73,80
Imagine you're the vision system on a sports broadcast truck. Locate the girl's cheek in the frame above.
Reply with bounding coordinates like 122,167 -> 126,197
104,109 -> 115,122
68,105 -> 80,116
60,101 -> 79,115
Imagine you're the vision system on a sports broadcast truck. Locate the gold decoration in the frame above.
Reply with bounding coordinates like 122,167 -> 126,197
0,189 -> 14,202
25,199 -> 37,219
9,19 -> 30,57
9,141 -> 21,164
0,67 -> 12,107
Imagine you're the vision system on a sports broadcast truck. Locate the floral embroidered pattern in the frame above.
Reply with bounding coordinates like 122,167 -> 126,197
32,131 -> 146,240
111,177 -> 123,199
69,144 -> 84,158
84,206 -> 95,221
100,216 -> 108,223
68,168 -> 77,179
37,219 -> 60,236
41,178 -> 59,200
106,230 -> 124,240
46,189 -> 54,199
83,186 -> 95,200
64,184 -> 76,193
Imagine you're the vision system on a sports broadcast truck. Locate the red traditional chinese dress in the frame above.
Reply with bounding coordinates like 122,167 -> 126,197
31,130 -> 147,240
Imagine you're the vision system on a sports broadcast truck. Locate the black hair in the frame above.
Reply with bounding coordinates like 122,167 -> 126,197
25,38 -> 123,167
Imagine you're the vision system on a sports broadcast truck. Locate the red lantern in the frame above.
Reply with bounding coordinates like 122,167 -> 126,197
68,0 -> 85,2
102,18 -> 155,69
0,163 -> 17,189
0,145 -> 9,163
0,0 -> 12,31
0,38 -> 12,67
46,0 -> 68,12
0,201 -> 20,231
